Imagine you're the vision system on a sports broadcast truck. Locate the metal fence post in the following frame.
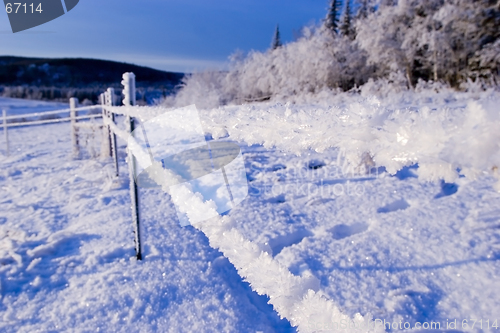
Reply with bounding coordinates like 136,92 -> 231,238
122,72 -> 142,260
70,98 -> 79,158
2,109 -> 8,156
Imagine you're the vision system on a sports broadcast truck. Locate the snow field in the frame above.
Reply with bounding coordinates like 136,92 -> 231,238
229,146 -> 500,330
1,90 -> 500,332
109,89 -> 500,332
0,97 -> 68,118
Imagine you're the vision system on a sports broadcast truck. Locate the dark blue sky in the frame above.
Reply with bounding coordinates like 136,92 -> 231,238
1,0 -> 328,73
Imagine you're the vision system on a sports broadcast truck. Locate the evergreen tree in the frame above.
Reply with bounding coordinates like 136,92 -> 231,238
325,0 -> 341,33
355,0 -> 375,20
271,25 -> 282,50
340,0 -> 353,38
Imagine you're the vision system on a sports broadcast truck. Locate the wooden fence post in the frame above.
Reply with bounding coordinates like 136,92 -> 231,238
70,98 -> 79,158
2,109 -> 8,156
105,88 -> 119,177
122,72 -> 142,260
100,93 -> 111,158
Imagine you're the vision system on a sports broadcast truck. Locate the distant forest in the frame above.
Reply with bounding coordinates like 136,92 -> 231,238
0,57 -> 184,104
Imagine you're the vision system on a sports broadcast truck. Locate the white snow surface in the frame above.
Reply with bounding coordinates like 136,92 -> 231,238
0,97 -> 68,117
1,92 -> 500,332
112,88 -> 500,186
0,100 -> 293,333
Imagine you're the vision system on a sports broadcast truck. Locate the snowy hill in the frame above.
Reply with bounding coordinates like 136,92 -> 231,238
0,56 -> 183,87
0,57 -> 184,104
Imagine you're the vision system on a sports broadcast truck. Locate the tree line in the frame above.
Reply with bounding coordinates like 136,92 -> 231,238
322,0 -> 499,88
166,0 -> 499,109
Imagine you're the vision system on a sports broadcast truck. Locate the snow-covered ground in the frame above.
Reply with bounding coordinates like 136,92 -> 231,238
1,93 -> 499,332
0,97 -> 68,117
0,100 -> 294,332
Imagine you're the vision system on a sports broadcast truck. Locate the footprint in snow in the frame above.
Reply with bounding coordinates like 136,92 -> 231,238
330,222 -> 368,240
377,199 -> 410,213
267,228 -> 313,256
308,160 -> 325,170
434,180 -> 458,199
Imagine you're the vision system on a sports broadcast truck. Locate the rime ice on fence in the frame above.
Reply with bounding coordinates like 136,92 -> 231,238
70,98 -> 79,158
102,88 -> 119,176
100,93 -> 111,159
122,72 -> 143,260
0,100 -> 103,159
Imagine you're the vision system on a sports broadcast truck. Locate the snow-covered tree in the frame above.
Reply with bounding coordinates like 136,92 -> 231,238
466,0 -> 500,83
271,25 -> 282,50
340,0 -> 354,39
416,0 -> 499,86
356,0 -> 419,88
354,0 -> 496,88
325,0 -> 341,33
355,0 -> 377,19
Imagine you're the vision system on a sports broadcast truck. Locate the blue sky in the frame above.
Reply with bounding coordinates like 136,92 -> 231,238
1,0 -> 328,73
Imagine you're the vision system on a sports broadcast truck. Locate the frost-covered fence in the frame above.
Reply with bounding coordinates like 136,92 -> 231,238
122,73 -> 142,260
99,73 -> 143,260
70,98 -> 79,157
100,88 -> 119,176
1,102 -> 102,157
70,98 -> 110,159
